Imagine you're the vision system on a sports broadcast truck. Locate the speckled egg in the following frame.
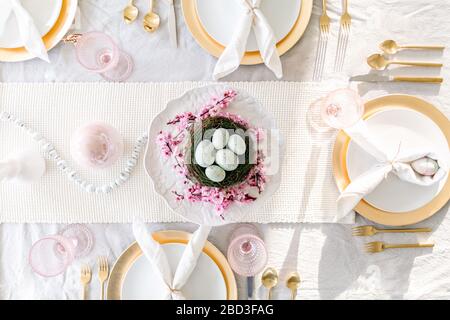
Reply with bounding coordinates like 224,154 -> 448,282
194,140 -> 216,168
205,165 -> 226,182
227,134 -> 246,155
212,128 -> 230,150
215,149 -> 239,171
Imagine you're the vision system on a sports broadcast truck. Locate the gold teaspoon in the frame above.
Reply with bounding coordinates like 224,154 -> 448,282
367,53 -> 443,70
286,272 -> 301,300
261,268 -> 278,300
143,0 -> 160,33
123,0 -> 138,24
380,40 -> 445,55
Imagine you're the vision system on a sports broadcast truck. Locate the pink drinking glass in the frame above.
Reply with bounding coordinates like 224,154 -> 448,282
65,32 -> 133,82
29,235 -> 75,277
307,88 -> 365,132
227,224 -> 268,299
29,224 -> 94,277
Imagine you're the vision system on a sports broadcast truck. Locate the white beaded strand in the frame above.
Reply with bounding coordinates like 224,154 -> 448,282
0,111 -> 148,194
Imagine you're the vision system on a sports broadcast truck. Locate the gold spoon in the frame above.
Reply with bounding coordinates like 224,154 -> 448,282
261,267 -> 278,300
123,0 -> 138,24
286,272 -> 301,300
143,0 -> 160,33
367,53 -> 443,70
380,40 -> 445,55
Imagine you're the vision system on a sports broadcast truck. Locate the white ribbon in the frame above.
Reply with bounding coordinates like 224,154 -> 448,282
213,0 -> 282,80
336,120 -> 448,220
0,0 -> 49,62
133,219 -> 212,300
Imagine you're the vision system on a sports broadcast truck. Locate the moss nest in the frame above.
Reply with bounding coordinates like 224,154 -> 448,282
186,116 -> 256,188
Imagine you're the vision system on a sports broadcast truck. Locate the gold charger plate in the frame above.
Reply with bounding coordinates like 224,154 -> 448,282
333,95 -> 450,226
182,0 -> 313,65
107,230 -> 238,300
0,0 -> 78,62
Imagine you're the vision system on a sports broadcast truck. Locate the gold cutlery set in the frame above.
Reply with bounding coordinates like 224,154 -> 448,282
352,225 -> 434,254
314,0 -> 352,80
351,39 -> 445,84
261,268 -> 301,300
79,256 -> 110,300
123,0 -> 160,33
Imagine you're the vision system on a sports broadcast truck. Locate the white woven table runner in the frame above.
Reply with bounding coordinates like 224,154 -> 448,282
0,82 -> 352,224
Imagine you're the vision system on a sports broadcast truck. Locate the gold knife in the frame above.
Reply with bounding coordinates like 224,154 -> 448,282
350,74 -> 443,83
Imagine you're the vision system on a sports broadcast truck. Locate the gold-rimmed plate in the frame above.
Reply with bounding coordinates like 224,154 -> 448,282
333,95 -> 450,226
181,0 -> 313,65
0,0 -> 78,62
107,230 -> 238,300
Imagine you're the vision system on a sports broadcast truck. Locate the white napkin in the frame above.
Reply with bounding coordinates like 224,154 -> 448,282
0,0 -> 49,62
132,219 -> 212,300
213,0 -> 282,80
336,120 -> 449,220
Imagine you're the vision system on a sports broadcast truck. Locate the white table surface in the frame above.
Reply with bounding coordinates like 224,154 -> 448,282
1,0 -> 450,300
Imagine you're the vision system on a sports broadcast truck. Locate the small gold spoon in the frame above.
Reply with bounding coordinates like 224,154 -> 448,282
380,40 -> 445,55
286,272 -> 301,300
143,0 -> 160,33
261,267 -> 278,300
123,0 -> 138,24
367,53 -> 443,70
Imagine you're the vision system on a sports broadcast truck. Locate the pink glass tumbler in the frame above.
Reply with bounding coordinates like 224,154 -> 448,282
307,88 -> 365,132
66,32 -> 133,82
227,224 -> 268,299
29,224 -> 94,277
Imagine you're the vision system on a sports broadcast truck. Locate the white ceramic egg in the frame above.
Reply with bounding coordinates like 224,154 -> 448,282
411,157 -> 439,176
227,134 -> 246,155
215,149 -> 239,171
194,140 -> 216,168
212,128 -> 230,150
205,165 -> 226,182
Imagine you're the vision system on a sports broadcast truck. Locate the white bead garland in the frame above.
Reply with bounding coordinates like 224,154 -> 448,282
0,111 -> 148,194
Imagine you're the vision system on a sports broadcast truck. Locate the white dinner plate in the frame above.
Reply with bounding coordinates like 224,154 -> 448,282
196,0 -> 302,52
121,243 -> 227,300
346,108 -> 449,213
0,0 -> 63,48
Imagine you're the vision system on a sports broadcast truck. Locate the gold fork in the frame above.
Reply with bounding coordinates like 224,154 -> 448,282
98,256 -> 109,300
319,0 -> 330,34
353,225 -> 432,237
313,0 -> 331,81
334,0 -> 352,71
80,264 -> 92,300
365,241 -> 434,253
340,0 -> 351,30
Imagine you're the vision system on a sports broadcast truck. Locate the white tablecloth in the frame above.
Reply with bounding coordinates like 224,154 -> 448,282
1,0 -> 450,300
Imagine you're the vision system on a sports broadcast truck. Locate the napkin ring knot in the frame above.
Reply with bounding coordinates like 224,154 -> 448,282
63,34 -> 82,44
170,287 -> 182,294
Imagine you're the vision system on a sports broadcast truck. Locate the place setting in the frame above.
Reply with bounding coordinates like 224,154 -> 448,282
0,0 -> 450,303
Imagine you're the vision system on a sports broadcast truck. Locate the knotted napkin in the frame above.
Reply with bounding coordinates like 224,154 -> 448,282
213,0 -> 282,80
336,120 -> 449,220
132,219 -> 212,299
0,0 -> 49,62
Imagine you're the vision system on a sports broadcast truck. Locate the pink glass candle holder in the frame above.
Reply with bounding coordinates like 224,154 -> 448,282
65,32 -> 133,82
70,121 -> 124,170
227,224 -> 268,277
29,224 -> 94,277
227,224 -> 267,299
